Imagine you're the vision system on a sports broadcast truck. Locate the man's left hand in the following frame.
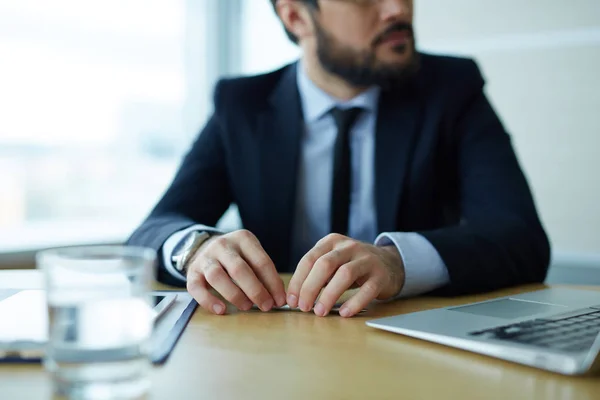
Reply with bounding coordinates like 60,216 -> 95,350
286,234 -> 405,318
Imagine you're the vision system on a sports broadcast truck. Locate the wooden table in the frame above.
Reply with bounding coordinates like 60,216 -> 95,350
0,270 -> 599,400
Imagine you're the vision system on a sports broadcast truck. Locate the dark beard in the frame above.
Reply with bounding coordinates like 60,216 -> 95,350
314,20 -> 420,89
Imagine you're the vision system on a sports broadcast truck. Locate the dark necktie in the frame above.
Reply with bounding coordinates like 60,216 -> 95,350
330,107 -> 363,235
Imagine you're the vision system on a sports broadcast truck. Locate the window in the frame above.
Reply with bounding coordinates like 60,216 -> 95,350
241,0 -> 300,75
0,0 -> 210,252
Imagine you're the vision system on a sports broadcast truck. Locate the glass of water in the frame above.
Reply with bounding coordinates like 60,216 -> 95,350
37,245 -> 156,400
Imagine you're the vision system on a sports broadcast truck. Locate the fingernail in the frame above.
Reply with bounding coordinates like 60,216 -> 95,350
299,299 -> 310,312
275,294 -> 286,307
339,307 -> 351,318
213,304 -> 225,315
287,294 -> 297,308
314,303 -> 326,317
261,298 -> 274,312
241,301 -> 253,311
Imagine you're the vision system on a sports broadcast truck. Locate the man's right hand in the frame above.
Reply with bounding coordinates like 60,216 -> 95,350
185,229 -> 286,315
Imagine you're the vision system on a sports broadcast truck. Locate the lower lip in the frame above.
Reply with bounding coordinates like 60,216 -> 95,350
381,33 -> 411,46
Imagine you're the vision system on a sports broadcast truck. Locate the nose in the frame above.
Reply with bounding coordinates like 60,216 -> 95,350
379,0 -> 412,21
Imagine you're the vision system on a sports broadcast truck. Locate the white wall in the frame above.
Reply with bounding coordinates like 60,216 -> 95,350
240,0 -> 600,255
416,0 -> 600,254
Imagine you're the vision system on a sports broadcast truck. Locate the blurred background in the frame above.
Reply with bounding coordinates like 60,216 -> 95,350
0,0 -> 598,283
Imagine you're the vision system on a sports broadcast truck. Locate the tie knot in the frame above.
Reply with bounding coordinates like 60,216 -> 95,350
330,107 -> 363,134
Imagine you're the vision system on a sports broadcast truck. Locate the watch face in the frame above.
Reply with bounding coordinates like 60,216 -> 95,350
172,231 -> 209,271
172,240 -> 184,258
172,232 -> 196,266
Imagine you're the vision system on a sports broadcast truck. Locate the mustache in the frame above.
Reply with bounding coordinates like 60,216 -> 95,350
372,22 -> 414,46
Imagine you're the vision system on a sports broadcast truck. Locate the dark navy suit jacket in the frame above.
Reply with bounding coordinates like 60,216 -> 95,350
127,53 -> 551,294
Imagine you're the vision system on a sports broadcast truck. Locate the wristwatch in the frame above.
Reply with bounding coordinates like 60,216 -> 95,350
171,230 -> 212,276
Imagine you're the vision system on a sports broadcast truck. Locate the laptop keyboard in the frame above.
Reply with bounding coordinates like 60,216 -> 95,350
469,307 -> 600,353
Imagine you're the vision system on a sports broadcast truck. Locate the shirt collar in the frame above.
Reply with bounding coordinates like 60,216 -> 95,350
296,61 -> 380,123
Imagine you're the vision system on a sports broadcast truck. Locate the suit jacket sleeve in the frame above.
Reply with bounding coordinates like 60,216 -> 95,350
126,82 -> 233,286
419,62 -> 551,296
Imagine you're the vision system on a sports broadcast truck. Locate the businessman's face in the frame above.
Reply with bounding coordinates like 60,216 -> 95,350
310,0 -> 418,87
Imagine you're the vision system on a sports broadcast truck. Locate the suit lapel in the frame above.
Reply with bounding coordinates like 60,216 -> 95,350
256,64 -> 303,268
375,86 -> 422,233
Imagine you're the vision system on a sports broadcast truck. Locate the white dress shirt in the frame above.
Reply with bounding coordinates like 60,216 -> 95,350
162,62 -> 450,297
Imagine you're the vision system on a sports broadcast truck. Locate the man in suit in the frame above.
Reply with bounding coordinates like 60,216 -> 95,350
127,0 -> 550,318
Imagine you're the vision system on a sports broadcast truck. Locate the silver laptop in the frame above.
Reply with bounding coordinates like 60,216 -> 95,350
366,288 -> 600,375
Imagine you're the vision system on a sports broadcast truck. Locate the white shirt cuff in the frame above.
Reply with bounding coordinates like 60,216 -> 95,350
375,232 -> 450,298
162,224 -> 222,283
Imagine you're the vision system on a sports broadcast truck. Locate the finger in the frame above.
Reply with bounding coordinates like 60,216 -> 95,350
238,233 -> 286,307
287,234 -> 340,308
217,246 -> 274,312
314,259 -> 365,317
339,275 -> 383,318
300,247 -> 353,313
202,258 -> 253,311
186,268 -> 227,315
